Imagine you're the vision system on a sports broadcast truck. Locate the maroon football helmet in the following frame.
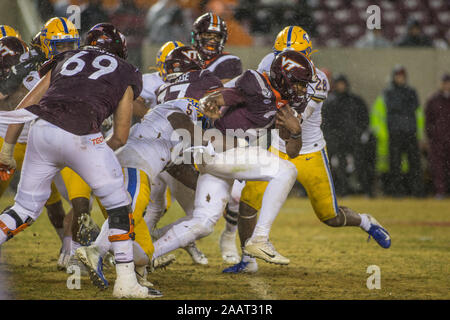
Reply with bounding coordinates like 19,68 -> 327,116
0,36 -> 28,79
191,12 -> 227,60
164,46 -> 202,81
84,23 -> 128,59
269,50 -> 316,106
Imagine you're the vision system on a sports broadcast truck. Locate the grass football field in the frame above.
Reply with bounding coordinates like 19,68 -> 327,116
0,190 -> 449,300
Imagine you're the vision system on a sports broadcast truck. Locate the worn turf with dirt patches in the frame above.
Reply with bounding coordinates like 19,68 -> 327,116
0,192 -> 449,300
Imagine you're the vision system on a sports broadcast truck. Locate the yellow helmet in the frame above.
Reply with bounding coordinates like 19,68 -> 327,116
273,26 -> 312,57
39,17 -> 80,59
0,25 -> 21,39
156,40 -> 184,80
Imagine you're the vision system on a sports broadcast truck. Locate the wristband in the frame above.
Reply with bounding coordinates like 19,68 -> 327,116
0,142 -> 15,158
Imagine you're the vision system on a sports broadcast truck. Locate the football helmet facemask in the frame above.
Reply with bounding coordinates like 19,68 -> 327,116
84,23 -> 128,60
269,50 -> 317,107
156,40 -> 184,81
191,12 -> 227,61
39,17 -> 80,59
164,46 -> 202,82
0,36 -> 28,79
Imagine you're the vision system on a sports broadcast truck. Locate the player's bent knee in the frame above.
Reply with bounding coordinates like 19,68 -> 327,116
0,208 -> 34,241
107,205 -> 135,242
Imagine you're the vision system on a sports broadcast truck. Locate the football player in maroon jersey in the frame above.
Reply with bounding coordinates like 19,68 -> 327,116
0,23 -> 160,298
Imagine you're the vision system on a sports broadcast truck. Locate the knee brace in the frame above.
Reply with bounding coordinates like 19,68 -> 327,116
0,208 -> 34,241
107,205 -> 135,242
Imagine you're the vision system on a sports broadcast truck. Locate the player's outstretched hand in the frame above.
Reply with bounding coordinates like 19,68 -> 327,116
199,91 -> 223,120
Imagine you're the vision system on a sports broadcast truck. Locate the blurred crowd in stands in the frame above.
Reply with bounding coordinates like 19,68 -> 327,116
33,0 -> 450,199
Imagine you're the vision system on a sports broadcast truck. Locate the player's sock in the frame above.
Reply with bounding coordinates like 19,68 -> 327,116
152,228 -> 182,259
94,221 -> 111,257
0,214 -> 16,244
359,214 -> 371,231
62,236 -> 72,252
133,242 -> 150,267
71,240 -> 81,255
55,227 -> 64,242
224,209 -> 238,233
251,165 -> 296,239
110,236 -> 133,263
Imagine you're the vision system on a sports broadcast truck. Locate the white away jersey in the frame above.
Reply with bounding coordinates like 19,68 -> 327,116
258,53 -> 330,154
139,71 -> 165,108
0,70 -> 38,143
115,98 -> 198,182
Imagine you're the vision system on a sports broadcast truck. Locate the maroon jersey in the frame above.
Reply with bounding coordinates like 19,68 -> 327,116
203,53 -> 242,81
214,69 -> 287,134
156,69 -> 222,103
27,48 -> 142,135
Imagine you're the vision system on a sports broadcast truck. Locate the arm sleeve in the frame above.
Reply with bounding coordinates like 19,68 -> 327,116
130,67 -> 143,100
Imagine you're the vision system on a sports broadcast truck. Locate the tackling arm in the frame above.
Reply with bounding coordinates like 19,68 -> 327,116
107,86 -> 134,150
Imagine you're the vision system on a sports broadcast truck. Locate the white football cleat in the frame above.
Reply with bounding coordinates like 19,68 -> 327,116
219,230 -> 240,264
149,254 -> 176,272
135,265 -> 154,287
113,262 -> 162,299
66,254 -> 89,276
76,245 -> 108,289
183,242 -> 208,265
57,249 -> 71,271
243,236 -> 290,265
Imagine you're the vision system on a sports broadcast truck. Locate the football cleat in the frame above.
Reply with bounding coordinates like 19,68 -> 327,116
183,242 -> 208,265
77,213 -> 100,246
114,262 -> 163,298
365,214 -> 391,249
75,246 -> 109,289
243,236 -> 290,265
148,253 -> 176,273
222,259 -> 258,274
135,265 -> 154,288
156,40 -> 185,81
66,254 -> 89,276
103,251 -> 116,269
219,230 -> 240,264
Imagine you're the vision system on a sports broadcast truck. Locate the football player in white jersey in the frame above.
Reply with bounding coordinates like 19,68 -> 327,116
223,26 -> 391,274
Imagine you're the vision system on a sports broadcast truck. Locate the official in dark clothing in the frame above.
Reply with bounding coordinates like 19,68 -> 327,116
425,74 -> 450,198
384,65 -> 423,196
322,75 -> 373,196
